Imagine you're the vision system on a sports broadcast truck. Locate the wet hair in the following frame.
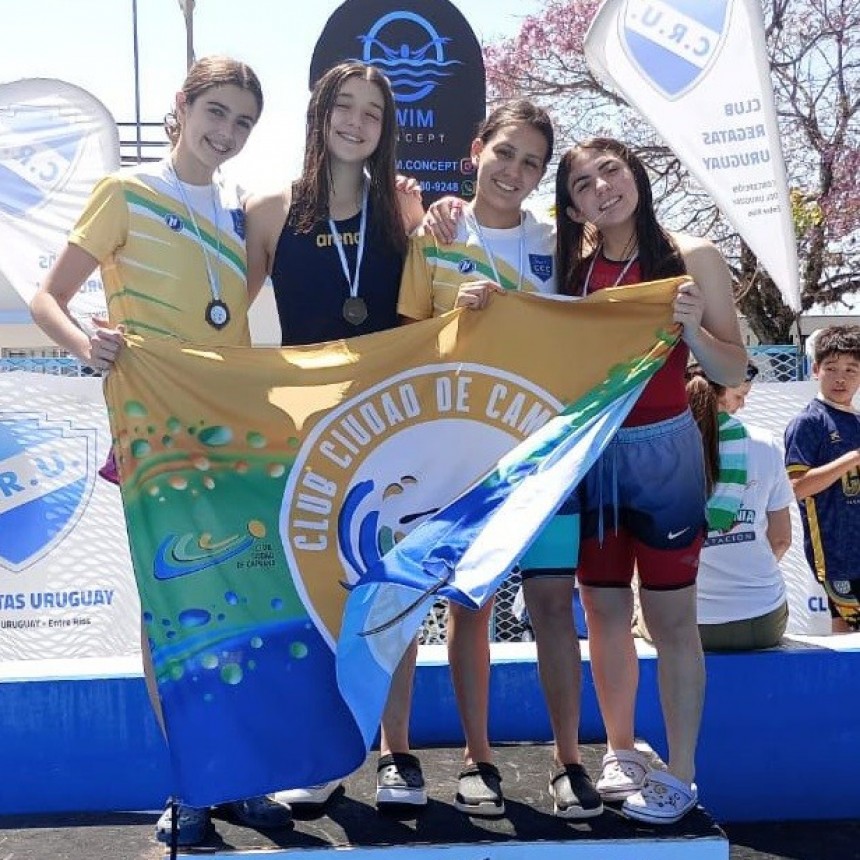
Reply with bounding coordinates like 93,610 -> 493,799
289,61 -> 406,257
555,137 -> 685,295
686,373 -> 722,497
475,100 -> 554,168
812,325 -> 860,365
163,55 -> 263,146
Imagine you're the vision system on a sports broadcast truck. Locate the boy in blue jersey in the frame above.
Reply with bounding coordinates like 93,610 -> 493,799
785,325 -> 860,632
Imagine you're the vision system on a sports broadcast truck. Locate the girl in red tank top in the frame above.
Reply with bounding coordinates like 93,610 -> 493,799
555,137 -> 747,825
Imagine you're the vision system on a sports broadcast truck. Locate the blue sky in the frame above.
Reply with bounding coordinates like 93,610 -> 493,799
0,0 -> 542,192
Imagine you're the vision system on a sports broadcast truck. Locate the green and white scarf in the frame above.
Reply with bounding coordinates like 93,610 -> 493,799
706,412 -> 748,533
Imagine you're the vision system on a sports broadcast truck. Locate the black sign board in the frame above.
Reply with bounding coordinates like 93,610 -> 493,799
310,0 -> 486,204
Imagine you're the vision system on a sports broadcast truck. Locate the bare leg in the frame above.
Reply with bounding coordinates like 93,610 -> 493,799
522,577 -> 583,764
579,585 -> 638,753
831,615 -> 853,634
380,637 -> 417,755
448,599 -> 494,764
640,585 -> 704,785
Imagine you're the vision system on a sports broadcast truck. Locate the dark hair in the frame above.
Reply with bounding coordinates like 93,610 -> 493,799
555,137 -> 685,295
164,55 -> 263,146
290,62 -> 406,257
475,100 -> 554,168
686,374 -> 721,497
813,325 -> 860,365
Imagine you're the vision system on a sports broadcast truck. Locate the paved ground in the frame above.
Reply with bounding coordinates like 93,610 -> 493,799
0,745 -> 857,859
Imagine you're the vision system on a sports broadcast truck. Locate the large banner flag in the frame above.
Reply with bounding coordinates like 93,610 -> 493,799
104,282 -> 679,806
584,0 -> 801,311
0,373 -> 140,662
0,78 -> 120,324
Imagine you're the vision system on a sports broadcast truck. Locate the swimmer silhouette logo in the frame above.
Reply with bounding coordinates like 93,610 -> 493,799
310,0 -> 485,205
621,0 -> 730,99
282,364 -> 561,647
0,415 -> 95,572
357,11 -> 460,103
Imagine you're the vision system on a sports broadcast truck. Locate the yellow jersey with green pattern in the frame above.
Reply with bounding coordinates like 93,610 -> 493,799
69,159 -> 250,346
397,209 -> 556,320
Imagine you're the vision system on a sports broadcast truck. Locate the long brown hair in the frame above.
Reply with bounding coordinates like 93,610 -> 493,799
555,137 -> 685,295
163,55 -> 263,146
686,373 -> 726,497
290,62 -> 406,257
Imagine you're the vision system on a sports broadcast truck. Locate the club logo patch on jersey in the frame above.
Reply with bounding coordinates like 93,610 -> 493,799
165,213 -> 183,232
529,254 -> 553,283
230,208 -> 246,240
0,414 -> 96,572
458,259 -> 477,274
281,363 -> 561,647
621,0 -> 730,100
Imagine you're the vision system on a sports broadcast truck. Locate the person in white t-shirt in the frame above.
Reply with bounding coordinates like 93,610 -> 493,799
636,362 -> 791,650
687,364 -> 792,649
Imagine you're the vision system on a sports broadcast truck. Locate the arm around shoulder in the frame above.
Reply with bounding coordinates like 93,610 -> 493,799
395,181 -> 425,235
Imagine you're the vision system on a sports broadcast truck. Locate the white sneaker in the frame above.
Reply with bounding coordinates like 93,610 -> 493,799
596,748 -> 652,801
622,771 -> 699,824
272,780 -> 342,807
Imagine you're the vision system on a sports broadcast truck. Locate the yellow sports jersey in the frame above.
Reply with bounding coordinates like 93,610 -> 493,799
397,209 -> 557,320
69,160 -> 251,346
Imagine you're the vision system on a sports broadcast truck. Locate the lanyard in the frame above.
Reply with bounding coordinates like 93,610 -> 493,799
468,208 -> 525,291
169,162 -> 223,303
328,183 -> 368,299
581,246 -> 639,297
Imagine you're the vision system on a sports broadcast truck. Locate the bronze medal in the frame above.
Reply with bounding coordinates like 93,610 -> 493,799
343,296 -> 368,326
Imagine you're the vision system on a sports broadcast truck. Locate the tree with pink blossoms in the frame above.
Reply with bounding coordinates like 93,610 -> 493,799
484,0 -> 860,343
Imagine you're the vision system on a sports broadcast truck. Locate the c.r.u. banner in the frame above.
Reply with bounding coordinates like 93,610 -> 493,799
104,280 -> 680,807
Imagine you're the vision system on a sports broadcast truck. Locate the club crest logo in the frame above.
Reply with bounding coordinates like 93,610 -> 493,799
0,414 -> 96,572
0,108 -> 87,218
356,11 -> 461,103
458,259 -> 477,274
230,207 -> 246,240
281,363 -> 561,647
620,0 -> 731,100
529,254 -> 553,283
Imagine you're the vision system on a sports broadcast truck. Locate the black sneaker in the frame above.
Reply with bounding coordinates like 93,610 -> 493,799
376,753 -> 427,808
455,762 -> 505,817
154,801 -> 212,846
548,763 -> 604,819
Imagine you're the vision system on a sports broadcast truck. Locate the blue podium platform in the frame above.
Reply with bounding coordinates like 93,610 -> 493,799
1,634 -> 858,823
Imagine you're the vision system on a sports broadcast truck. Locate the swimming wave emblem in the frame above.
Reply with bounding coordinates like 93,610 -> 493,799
357,11 -> 461,103
621,0 -> 729,100
337,476 -> 439,589
153,531 -> 254,581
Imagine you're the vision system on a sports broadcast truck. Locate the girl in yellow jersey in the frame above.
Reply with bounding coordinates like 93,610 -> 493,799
30,56 -> 293,847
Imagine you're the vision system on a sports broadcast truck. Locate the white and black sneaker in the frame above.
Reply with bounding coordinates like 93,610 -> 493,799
376,753 -> 427,808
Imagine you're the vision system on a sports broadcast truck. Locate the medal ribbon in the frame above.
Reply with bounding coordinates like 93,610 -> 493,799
328,182 -> 368,301
467,208 -> 525,291
582,245 -> 639,296
168,162 -> 224,306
